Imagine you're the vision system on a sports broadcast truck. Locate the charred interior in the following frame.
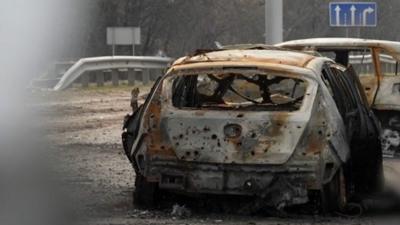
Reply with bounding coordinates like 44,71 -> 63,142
171,71 -> 306,111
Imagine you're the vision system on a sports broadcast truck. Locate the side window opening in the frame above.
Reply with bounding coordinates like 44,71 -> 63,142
335,50 -> 349,66
378,50 -> 400,76
349,49 -> 375,77
320,49 -> 375,77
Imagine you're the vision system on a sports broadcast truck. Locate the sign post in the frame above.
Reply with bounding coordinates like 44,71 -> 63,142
107,27 -> 141,56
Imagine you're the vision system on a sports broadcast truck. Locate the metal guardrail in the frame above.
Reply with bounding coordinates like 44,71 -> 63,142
32,54 -> 397,90
349,54 -> 396,63
349,54 -> 398,75
52,56 -> 172,90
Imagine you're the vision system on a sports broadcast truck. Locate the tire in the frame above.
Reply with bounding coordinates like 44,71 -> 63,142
321,169 -> 347,214
133,174 -> 159,208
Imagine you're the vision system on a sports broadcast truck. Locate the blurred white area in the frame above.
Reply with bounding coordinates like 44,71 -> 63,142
0,0 -> 89,94
0,1 -> 88,224
0,0 -> 90,150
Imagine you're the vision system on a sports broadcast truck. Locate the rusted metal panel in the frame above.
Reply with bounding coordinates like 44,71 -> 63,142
276,38 -> 400,55
154,67 -> 318,165
172,49 -> 315,68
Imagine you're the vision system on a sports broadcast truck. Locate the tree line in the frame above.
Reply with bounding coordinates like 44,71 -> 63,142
59,0 -> 400,60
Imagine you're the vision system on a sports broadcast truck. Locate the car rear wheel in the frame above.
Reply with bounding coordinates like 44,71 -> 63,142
133,174 -> 159,208
321,169 -> 347,214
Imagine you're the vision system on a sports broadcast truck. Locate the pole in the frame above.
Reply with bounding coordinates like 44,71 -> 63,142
344,13 -> 349,37
112,29 -> 116,56
132,28 -> 135,56
265,0 -> 283,44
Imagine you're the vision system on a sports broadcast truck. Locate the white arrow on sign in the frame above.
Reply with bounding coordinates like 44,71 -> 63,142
362,7 -> 374,26
334,5 -> 341,25
350,5 -> 356,26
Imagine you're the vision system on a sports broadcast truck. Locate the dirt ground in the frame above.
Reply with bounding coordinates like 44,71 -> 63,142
33,85 -> 400,225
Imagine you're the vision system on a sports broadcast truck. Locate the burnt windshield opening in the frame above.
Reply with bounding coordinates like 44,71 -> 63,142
171,72 -> 307,111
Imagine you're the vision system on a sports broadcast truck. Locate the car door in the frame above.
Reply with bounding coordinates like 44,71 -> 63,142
322,63 -> 359,138
122,76 -> 163,162
322,63 -> 383,194
317,48 -> 380,106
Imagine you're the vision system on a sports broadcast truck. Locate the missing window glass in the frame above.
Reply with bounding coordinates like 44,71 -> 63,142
171,72 -> 307,111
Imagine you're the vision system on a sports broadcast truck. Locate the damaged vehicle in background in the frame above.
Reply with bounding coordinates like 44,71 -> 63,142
122,47 -> 383,213
277,38 -> 400,158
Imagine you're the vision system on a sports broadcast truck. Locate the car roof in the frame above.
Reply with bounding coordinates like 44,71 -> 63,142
172,49 -> 316,68
277,38 -> 400,54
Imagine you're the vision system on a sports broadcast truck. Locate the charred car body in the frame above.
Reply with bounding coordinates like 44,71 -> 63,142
122,48 -> 382,212
277,38 -> 400,158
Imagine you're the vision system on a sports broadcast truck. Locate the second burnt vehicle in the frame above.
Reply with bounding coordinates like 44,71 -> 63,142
122,47 -> 382,212
277,38 -> 400,158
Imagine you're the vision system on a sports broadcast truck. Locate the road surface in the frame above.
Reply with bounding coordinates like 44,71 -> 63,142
33,86 -> 400,225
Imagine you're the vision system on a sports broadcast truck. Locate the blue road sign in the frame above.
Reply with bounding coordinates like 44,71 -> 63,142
329,2 -> 377,27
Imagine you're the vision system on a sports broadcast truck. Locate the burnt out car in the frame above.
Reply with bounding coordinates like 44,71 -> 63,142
277,38 -> 400,158
122,48 -> 382,212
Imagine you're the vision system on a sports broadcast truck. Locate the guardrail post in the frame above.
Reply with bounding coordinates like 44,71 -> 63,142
81,72 -> 89,88
142,69 -> 150,84
128,68 -> 135,86
112,69 -> 119,86
149,69 -> 156,81
96,71 -> 104,87
135,69 -> 142,84
136,70 -> 141,84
